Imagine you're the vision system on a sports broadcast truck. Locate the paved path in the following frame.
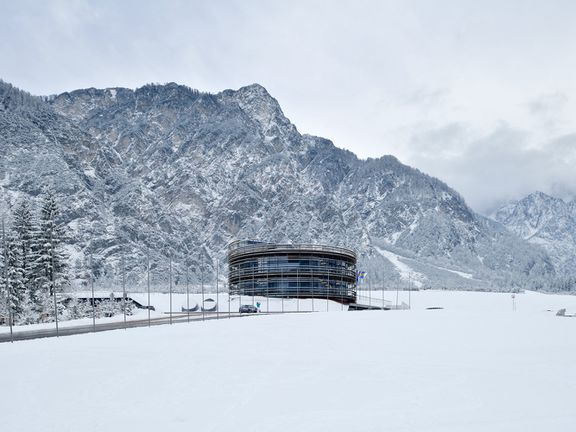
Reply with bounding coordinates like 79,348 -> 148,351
0,312 -> 263,343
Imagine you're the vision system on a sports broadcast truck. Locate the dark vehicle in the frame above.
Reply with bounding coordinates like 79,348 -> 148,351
239,304 -> 258,314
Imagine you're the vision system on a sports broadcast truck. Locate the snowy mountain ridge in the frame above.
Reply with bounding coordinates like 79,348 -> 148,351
493,191 -> 576,276
0,79 -> 558,290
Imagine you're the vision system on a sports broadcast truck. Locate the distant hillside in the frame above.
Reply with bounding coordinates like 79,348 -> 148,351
0,79 -> 556,290
494,191 -> 576,278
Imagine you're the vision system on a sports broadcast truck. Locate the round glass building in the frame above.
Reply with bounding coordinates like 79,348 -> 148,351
227,240 -> 357,304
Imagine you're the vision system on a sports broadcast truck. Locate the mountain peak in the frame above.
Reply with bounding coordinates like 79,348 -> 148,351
223,83 -> 279,111
522,191 -> 559,203
494,191 -> 576,274
236,82 -> 270,96
220,83 -> 298,142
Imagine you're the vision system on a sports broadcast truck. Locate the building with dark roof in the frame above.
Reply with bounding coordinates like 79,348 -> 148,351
227,240 -> 357,303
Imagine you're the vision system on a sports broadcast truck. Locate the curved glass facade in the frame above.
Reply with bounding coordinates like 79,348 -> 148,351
228,241 -> 357,303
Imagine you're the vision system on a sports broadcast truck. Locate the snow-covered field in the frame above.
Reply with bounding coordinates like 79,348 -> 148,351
1,290 -> 575,431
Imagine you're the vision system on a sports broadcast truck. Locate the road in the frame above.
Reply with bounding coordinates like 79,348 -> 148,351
0,311 -> 269,343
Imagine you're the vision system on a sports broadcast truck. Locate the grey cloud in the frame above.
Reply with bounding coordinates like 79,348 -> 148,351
401,88 -> 450,108
408,123 -> 470,159
528,92 -> 568,116
408,125 -> 576,214
527,92 -> 570,131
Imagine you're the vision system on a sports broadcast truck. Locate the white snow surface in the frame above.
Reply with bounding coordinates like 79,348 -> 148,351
375,246 -> 425,287
1,290 -> 576,432
429,264 -> 474,279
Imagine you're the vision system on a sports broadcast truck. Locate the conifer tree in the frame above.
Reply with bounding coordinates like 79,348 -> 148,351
12,200 -> 37,301
33,190 -> 69,300
3,235 -> 26,319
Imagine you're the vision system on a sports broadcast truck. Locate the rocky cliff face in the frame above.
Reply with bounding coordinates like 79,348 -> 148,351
493,191 -> 576,276
0,79 -> 555,290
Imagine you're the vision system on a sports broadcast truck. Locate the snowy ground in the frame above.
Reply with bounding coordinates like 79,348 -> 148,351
1,290 -> 575,431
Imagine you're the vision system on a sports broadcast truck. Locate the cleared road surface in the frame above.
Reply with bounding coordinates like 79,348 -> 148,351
0,312 -> 270,343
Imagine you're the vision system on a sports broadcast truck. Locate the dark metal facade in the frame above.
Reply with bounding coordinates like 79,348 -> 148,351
227,240 -> 357,304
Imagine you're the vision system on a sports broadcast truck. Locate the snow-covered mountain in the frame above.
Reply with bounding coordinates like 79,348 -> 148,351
0,79 -> 556,290
493,191 -> 576,276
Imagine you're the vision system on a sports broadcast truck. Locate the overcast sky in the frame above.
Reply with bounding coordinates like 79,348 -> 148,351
2,0 -> 576,214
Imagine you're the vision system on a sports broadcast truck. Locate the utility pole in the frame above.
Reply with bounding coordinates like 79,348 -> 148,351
2,218 -> 13,343
216,258 -> 219,319
227,282 -> 231,319
122,253 -> 126,330
266,264 -> 269,314
51,227 -> 59,337
169,252 -> 173,325
368,273 -> 372,308
382,273 -> 385,310
408,273 -> 412,310
296,267 -> 300,312
201,252 -> 205,321
379,272 -> 384,310
90,254 -> 95,332
281,267 -> 284,314
340,268 -> 344,311
238,264 -> 242,313
147,247 -> 151,327
186,263 -> 190,323
311,266 -> 315,312
326,270 -> 330,312
251,264 -> 255,307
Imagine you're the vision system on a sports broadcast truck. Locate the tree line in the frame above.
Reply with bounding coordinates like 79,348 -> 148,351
0,190 -> 68,324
